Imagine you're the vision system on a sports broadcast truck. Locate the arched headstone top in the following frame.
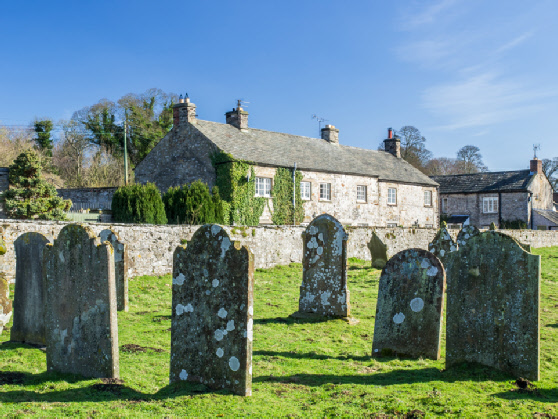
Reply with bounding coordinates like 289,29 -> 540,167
15,231 -> 49,247
100,228 -> 121,244
187,224 -> 248,260
451,230 -> 531,255
428,224 -> 456,262
306,214 -> 347,238
55,224 -> 101,247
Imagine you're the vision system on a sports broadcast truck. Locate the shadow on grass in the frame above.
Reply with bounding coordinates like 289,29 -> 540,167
254,316 -> 333,325
0,372 -> 231,403
493,387 -> 558,403
545,323 -> 558,328
0,341 -> 45,352
255,349 -> 372,362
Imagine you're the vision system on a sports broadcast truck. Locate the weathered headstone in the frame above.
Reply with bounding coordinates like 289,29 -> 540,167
456,225 -> 480,247
368,231 -> 388,269
11,232 -> 50,345
0,272 -> 12,336
99,229 -> 128,312
372,248 -> 445,359
428,221 -> 457,264
298,214 -> 350,318
446,231 -> 540,380
44,224 -> 119,379
0,237 -> 11,335
170,224 -> 254,396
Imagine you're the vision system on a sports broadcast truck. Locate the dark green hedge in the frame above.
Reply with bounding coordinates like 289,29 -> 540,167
112,183 -> 167,224
162,180 -> 228,225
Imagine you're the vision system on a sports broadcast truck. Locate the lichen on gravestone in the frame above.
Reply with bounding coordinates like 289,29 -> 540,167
445,230 -> 540,381
428,222 -> 457,265
99,229 -> 128,312
44,224 -> 119,379
170,224 -> 254,396
456,225 -> 480,247
298,214 -> 350,318
0,272 -> 12,335
372,248 -> 445,359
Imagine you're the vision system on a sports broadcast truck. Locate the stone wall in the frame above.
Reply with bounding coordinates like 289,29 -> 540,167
56,187 -> 117,210
0,219 -> 557,282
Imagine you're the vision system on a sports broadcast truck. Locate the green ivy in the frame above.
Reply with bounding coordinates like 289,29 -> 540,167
211,152 -> 265,226
500,219 -> 528,229
271,167 -> 304,225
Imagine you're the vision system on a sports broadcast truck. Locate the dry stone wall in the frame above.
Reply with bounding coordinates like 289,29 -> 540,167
1,219 -> 558,282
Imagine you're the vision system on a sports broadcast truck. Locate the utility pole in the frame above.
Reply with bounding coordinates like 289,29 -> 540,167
124,111 -> 129,185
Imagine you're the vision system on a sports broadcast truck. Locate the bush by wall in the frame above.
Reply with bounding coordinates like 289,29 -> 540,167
112,183 -> 167,224
501,219 -> 528,229
162,180 -> 228,225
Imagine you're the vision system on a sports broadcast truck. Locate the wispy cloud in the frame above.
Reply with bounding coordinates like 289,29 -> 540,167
400,0 -> 461,28
422,72 -> 557,130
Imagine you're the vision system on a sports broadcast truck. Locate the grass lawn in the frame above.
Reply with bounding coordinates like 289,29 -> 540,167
1,248 -> 558,417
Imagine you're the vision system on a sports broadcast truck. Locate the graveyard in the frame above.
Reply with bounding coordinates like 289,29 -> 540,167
0,227 -> 558,416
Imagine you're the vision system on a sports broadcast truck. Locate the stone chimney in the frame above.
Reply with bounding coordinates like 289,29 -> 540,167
173,96 -> 196,128
225,100 -> 249,129
383,128 -> 401,158
530,157 -> 542,174
321,124 -> 339,144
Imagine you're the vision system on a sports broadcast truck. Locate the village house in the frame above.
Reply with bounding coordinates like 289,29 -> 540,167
431,158 -> 557,230
134,98 -> 439,227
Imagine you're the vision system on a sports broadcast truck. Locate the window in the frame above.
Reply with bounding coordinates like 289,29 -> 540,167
357,185 -> 367,202
387,188 -> 397,205
255,177 -> 272,197
300,181 -> 311,200
482,197 -> 498,213
424,190 -> 432,206
319,183 -> 331,201
442,197 -> 448,213
387,222 -> 397,228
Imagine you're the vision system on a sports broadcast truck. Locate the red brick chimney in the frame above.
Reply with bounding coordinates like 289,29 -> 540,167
530,158 -> 542,174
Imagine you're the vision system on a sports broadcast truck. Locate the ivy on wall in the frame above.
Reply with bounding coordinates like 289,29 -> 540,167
271,167 -> 304,225
211,152 -> 265,226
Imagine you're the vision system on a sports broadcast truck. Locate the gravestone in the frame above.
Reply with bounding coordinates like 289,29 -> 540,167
368,231 -> 388,269
298,214 -> 350,318
446,231 -> 540,380
456,225 -> 480,247
44,224 -> 119,379
428,222 -> 457,264
99,229 -> 128,312
170,224 -> 254,396
0,272 -> 11,336
372,248 -> 445,359
11,232 -> 50,345
0,237 -> 11,335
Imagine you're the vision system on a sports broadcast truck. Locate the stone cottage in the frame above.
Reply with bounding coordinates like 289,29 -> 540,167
431,158 -> 557,230
135,98 -> 439,227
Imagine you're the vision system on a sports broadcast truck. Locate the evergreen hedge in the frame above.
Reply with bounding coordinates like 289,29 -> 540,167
162,180 -> 228,225
112,183 -> 167,224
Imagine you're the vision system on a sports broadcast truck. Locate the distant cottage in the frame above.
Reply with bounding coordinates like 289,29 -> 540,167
431,158 -> 557,230
135,98 -> 439,227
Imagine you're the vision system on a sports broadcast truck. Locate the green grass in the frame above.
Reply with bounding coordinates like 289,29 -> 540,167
1,250 -> 558,417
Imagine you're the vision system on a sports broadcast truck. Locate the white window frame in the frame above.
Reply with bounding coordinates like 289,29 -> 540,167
424,190 -> 432,207
482,197 -> 498,214
387,188 -> 397,205
357,185 -> 367,202
255,177 -> 272,197
319,183 -> 331,201
300,181 -> 311,201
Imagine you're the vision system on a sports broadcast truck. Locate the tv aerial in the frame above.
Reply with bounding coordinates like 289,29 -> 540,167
533,143 -> 541,159
311,114 -> 328,137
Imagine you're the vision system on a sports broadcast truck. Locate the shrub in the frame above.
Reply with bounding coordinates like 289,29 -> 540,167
112,183 -> 167,224
2,150 -> 71,220
162,180 -> 228,225
500,219 -> 528,229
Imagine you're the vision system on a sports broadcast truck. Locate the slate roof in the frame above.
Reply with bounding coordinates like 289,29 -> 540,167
431,170 -> 533,194
534,210 -> 558,226
193,120 -> 438,186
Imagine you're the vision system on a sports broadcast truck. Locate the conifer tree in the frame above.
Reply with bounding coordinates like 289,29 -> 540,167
2,150 -> 71,220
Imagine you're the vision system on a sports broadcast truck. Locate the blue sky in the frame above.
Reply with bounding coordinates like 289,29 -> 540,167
1,0 -> 557,171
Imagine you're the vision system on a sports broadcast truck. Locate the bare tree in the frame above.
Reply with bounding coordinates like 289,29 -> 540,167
397,126 -> 433,171
456,145 -> 488,173
424,157 -> 468,176
542,158 -> 558,190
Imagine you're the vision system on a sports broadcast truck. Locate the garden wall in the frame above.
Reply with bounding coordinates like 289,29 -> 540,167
0,219 -> 557,282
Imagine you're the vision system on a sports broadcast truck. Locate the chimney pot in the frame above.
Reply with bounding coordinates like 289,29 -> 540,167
321,124 -> 339,144
384,128 -> 401,158
226,102 -> 249,129
530,158 -> 542,174
173,97 -> 196,128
